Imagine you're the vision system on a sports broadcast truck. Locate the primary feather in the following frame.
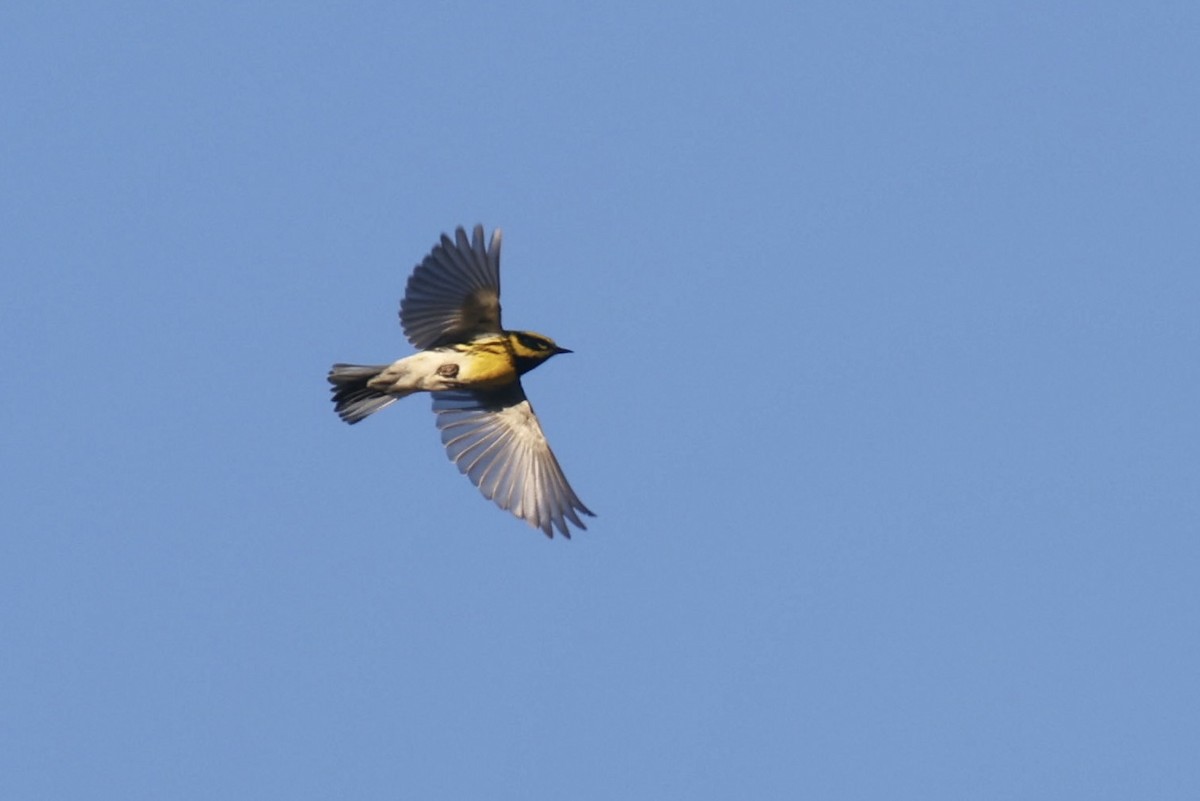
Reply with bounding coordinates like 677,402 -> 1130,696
400,225 -> 502,349
433,385 -> 594,538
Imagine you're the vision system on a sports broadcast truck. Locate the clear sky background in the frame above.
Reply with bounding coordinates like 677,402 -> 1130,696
3,3 -> 1198,799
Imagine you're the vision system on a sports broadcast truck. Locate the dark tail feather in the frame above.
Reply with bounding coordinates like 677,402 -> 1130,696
328,364 -> 395,424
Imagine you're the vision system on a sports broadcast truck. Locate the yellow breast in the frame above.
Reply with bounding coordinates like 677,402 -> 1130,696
455,340 -> 518,388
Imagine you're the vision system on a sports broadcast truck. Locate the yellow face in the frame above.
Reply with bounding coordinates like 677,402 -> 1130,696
508,331 -> 557,356
507,330 -> 571,375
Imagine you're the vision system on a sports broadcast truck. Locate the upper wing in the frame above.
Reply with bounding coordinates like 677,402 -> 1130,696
400,225 -> 503,349
432,383 -> 594,538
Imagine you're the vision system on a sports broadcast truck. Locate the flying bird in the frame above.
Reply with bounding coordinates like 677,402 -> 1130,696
328,225 -> 594,538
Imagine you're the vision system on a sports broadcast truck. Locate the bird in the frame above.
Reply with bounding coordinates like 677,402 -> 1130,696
328,225 -> 594,538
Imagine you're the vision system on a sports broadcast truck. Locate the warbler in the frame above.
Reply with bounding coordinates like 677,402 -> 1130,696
328,225 -> 594,538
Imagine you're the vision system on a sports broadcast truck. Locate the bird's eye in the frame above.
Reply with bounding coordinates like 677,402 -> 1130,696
518,334 -> 548,351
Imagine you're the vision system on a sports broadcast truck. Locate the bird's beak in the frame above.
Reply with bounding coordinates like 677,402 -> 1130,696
555,346 -> 573,355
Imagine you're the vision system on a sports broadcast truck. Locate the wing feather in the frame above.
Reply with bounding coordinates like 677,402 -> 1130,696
431,384 -> 594,538
400,225 -> 502,348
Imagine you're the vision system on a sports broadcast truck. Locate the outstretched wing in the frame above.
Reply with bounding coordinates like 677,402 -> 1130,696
432,383 -> 594,538
400,225 -> 503,349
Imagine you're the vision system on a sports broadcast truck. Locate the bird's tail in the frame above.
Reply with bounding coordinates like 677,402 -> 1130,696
328,364 -> 396,424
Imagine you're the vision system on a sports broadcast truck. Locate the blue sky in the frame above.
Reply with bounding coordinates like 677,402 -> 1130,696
3,2 -> 1198,798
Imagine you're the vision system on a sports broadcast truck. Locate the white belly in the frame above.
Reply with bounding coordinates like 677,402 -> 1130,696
367,349 -> 464,395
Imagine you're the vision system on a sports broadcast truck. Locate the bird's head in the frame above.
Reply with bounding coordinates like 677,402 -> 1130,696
508,330 -> 572,374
